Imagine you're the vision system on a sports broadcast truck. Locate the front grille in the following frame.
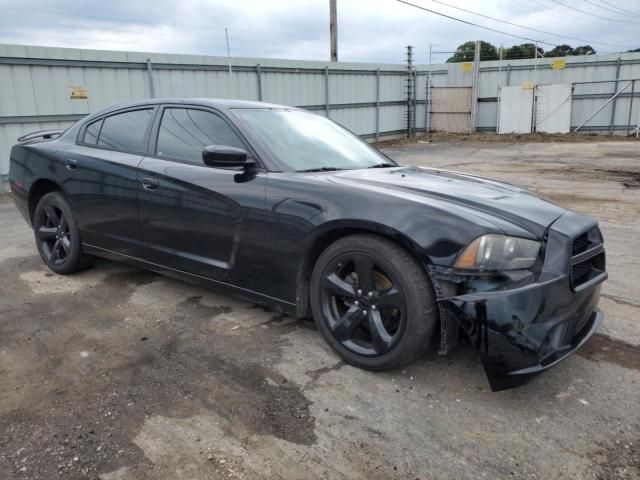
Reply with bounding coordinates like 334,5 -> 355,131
570,227 -> 605,290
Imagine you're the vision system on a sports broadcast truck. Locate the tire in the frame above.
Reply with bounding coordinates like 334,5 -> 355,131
33,191 -> 93,275
310,233 -> 437,370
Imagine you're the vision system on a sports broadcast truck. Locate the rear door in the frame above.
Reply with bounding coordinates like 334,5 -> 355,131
137,105 -> 268,289
64,107 -> 156,257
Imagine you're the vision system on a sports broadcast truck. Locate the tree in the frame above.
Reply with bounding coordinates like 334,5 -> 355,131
503,43 -> 540,60
446,41 -> 499,62
628,48 -> 640,52
445,41 -> 600,62
570,45 -> 596,56
545,44 -> 573,58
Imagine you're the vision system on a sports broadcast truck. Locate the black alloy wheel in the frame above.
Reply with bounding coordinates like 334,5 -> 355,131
33,191 -> 93,274
36,203 -> 70,265
321,254 -> 406,356
310,234 -> 437,370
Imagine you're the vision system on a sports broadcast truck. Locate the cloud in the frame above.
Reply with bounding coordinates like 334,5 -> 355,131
0,0 -> 638,64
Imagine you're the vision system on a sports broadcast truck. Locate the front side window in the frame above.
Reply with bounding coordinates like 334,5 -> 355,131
156,108 -> 244,163
96,109 -> 153,153
234,109 -> 394,171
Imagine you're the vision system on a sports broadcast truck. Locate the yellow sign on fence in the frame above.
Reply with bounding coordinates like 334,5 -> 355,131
461,62 -> 473,72
69,86 -> 88,99
552,59 -> 566,70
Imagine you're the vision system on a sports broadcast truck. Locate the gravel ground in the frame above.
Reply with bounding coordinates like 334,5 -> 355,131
0,140 -> 639,480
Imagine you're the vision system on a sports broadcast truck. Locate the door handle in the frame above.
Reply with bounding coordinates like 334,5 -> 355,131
141,177 -> 159,190
64,158 -> 78,170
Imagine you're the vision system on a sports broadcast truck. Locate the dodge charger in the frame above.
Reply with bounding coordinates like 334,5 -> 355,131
9,98 -> 608,390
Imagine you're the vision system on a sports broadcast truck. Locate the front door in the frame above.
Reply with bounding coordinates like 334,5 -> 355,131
137,106 -> 268,289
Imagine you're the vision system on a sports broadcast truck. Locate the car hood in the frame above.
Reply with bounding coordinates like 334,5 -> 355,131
328,166 -> 566,237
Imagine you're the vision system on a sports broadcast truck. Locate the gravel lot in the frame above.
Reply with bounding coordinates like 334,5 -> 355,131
1,139 -> 639,480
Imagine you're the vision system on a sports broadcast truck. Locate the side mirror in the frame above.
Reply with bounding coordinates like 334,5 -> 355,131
202,145 -> 254,168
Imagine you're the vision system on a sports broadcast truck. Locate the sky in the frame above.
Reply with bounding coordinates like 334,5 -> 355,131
0,0 -> 639,64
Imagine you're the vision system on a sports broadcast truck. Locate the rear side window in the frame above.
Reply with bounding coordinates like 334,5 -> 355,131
83,119 -> 102,145
156,108 -> 244,163
96,109 -> 153,153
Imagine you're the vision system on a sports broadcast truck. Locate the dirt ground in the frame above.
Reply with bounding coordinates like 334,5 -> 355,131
1,140 -> 639,480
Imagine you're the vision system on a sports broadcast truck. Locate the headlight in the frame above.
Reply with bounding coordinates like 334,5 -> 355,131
454,234 -> 541,271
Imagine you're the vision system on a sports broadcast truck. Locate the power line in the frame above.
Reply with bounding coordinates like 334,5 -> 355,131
393,0 -> 560,47
595,0 -> 640,17
424,0 -> 632,48
582,0 -> 638,17
550,0 -> 640,22
524,0 -> 638,35
522,0 -> 640,40
523,0 -> 604,26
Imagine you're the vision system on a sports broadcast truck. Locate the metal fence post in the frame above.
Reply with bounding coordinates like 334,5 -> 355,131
628,79 -> 635,135
412,69 -> 418,137
375,68 -> 380,142
406,45 -> 414,137
425,72 -> 431,133
469,40 -> 481,132
256,64 -> 263,101
609,57 -> 622,134
324,66 -> 330,118
506,64 -> 511,87
146,59 -> 155,98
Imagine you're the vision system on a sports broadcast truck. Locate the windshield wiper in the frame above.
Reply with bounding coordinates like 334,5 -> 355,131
367,162 -> 396,168
296,167 -> 346,173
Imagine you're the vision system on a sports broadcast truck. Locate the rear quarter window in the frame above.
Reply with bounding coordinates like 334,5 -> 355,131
95,109 -> 153,153
82,119 -> 103,145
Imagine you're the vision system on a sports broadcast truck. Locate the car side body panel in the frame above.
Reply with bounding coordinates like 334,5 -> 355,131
137,156 -> 269,291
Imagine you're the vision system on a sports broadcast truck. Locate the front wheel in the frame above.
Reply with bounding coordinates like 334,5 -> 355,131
33,191 -> 93,275
310,234 -> 437,370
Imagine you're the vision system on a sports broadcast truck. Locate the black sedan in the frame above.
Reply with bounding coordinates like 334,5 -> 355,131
9,98 -> 607,390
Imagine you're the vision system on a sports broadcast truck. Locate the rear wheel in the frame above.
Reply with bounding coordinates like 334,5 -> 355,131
33,191 -> 93,274
310,234 -> 437,370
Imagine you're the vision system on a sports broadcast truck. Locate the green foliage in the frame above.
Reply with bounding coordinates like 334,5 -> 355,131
545,44 -> 573,58
446,41 -> 611,62
503,43 -> 541,60
570,45 -> 596,56
446,41 -> 499,63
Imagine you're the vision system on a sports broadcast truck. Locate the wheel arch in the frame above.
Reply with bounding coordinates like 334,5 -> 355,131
28,178 -> 65,226
295,220 -> 432,318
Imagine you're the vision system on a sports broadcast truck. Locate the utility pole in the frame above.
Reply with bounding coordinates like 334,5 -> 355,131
330,0 -> 338,62
224,27 -> 232,74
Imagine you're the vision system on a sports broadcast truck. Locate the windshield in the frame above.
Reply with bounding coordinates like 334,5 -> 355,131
234,109 -> 395,171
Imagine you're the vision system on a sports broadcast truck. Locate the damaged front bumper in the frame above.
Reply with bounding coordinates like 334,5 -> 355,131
431,211 -> 608,391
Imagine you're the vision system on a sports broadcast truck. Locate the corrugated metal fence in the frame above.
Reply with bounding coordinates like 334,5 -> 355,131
1,44 -> 640,191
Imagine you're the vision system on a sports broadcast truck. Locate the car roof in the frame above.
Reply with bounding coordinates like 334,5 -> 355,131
90,98 -> 296,118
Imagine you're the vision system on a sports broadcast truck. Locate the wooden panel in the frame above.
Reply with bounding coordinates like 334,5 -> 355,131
429,86 -> 472,132
430,113 -> 471,133
431,87 -> 472,113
